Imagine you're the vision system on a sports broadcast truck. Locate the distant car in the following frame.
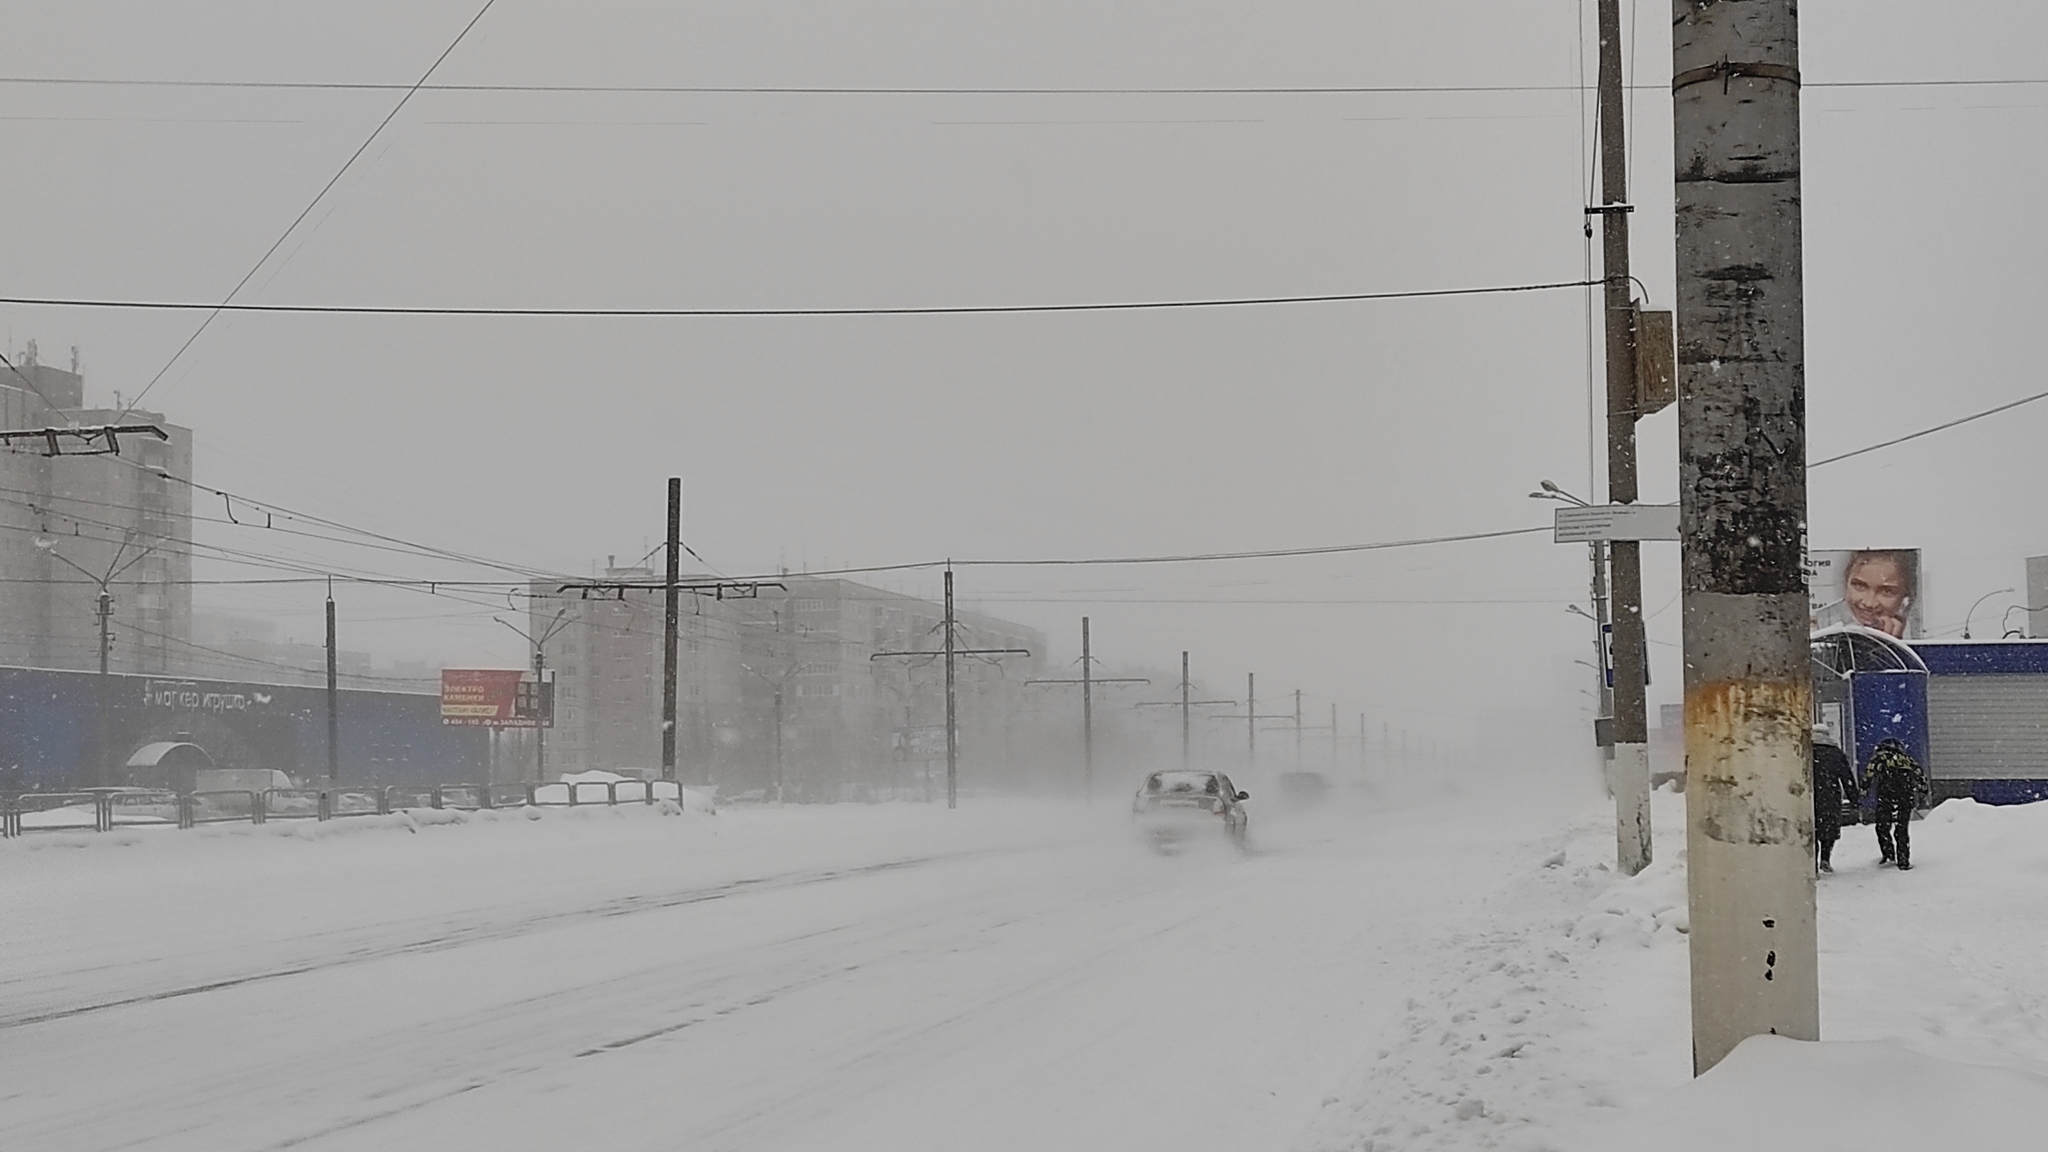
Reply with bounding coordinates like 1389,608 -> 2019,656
1131,769 -> 1249,851
1275,771 -> 1332,805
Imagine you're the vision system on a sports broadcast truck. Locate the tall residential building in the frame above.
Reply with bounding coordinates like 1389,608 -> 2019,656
724,577 -> 1047,800
0,346 -> 194,674
527,561 -> 748,780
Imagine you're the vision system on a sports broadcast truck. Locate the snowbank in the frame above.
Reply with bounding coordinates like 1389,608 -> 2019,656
1579,1035 -> 2048,1152
1297,794 -> 2048,1152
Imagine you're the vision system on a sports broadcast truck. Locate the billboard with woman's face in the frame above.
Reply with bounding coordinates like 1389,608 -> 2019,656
1808,549 -> 1923,639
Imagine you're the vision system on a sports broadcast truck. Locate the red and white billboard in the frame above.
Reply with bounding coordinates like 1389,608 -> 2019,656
440,668 -> 554,728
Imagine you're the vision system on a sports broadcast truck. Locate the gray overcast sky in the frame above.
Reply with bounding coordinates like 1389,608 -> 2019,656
3,1 -> 2045,757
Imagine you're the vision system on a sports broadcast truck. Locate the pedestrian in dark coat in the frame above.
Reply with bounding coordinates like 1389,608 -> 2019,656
1810,726 -> 1858,873
1862,738 -> 1927,870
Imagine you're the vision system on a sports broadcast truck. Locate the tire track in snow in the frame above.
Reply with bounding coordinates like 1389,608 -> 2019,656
0,846 -> 1019,1031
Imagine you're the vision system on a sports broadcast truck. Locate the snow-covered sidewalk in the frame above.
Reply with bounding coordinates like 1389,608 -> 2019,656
1295,790 -> 2048,1151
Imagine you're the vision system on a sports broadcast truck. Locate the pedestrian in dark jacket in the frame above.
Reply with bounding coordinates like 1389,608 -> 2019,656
1862,738 -> 1927,870
1810,726 -> 1858,873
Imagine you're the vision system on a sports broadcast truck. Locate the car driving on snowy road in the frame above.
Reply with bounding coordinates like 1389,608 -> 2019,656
1131,769 -> 1249,852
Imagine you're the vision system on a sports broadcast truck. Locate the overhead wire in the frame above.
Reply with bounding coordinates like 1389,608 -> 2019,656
1809,386 -> 2048,468
112,0 -> 502,421
3,278 -> 1599,317
1,76 -> 2042,95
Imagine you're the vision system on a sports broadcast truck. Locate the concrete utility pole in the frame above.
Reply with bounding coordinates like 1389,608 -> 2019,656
872,564 -> 1029,809
1181,652 -> 1190,766
1248,673 -> 1256,757
1208,673 -> 1288,768
1672,0 -> 1818,1074
662,477 -> 681,783
1294,690 -> 1304,766
1596,0 -> 1653,877
325,580 -> 339,782
1025,617 -> 1147,802
1137,653 -> 1231,770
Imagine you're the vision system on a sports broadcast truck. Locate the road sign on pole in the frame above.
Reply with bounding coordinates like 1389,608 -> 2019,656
1554,504 -> 1680,543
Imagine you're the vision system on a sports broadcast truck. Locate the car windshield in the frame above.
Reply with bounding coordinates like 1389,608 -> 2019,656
1144,771 -> 1218,795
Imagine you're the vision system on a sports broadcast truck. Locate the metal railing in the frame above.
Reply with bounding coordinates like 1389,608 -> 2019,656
1,779 -> 691,837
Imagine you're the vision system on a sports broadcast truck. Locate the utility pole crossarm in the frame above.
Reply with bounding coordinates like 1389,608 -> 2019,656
1026,677 -> 1148,686
873,647 -> 1030,660
0,423 -> 168,457
556,579 -> 783,600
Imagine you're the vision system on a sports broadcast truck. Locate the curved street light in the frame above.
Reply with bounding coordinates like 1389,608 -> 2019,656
1962,588 -> 2014,640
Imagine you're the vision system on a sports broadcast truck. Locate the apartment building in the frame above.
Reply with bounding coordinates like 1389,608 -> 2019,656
0,346 -> 194,674
522,564 -> 1047,798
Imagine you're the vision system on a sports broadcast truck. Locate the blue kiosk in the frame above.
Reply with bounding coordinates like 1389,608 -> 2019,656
1908,638 -> 2048,806
1809,625 -> 1930,799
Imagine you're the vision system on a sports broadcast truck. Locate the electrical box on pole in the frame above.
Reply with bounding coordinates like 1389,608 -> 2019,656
1636,309 -> 1677,416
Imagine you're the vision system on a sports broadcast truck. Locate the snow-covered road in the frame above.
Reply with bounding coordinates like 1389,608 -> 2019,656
1,784 -> 1581,1152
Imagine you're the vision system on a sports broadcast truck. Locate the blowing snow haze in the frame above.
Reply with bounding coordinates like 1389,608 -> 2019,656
5,1 -> 2048,1148
5,1 -> 2044,764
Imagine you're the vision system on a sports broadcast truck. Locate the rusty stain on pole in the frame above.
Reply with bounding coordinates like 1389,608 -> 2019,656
1673,0 -> 1819,1074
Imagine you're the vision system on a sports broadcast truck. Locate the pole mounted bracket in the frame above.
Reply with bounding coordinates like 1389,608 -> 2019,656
1584,203 -> 1634,215
1672,58 -> 1801,96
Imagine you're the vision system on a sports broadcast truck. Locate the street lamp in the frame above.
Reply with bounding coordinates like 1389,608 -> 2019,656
1963,588 -> 2015,640
497,607 -> 570,782
1534,482 -> 1610,749
42,534 -> 164,787
740,661 -> 797,804
1528,479 -> 1592,508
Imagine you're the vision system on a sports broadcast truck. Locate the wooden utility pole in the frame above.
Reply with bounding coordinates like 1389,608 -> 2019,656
661,477 -> 680,783
1596,0 -> 1652,877
872,564 -> 1029,809
1672,0 -> 1817,1074
1025,617 -> 1146,802
325,580 -> 339,782
555,480 -> 779,787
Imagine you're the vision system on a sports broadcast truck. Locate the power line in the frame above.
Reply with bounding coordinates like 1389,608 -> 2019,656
0,76 -> 2041,95
1810,386 -> 2048,468
0,278 -> 1597,318
114,0 -> 501,421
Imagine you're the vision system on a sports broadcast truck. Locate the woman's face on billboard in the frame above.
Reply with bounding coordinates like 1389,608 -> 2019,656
1845,556 -> 1910,636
